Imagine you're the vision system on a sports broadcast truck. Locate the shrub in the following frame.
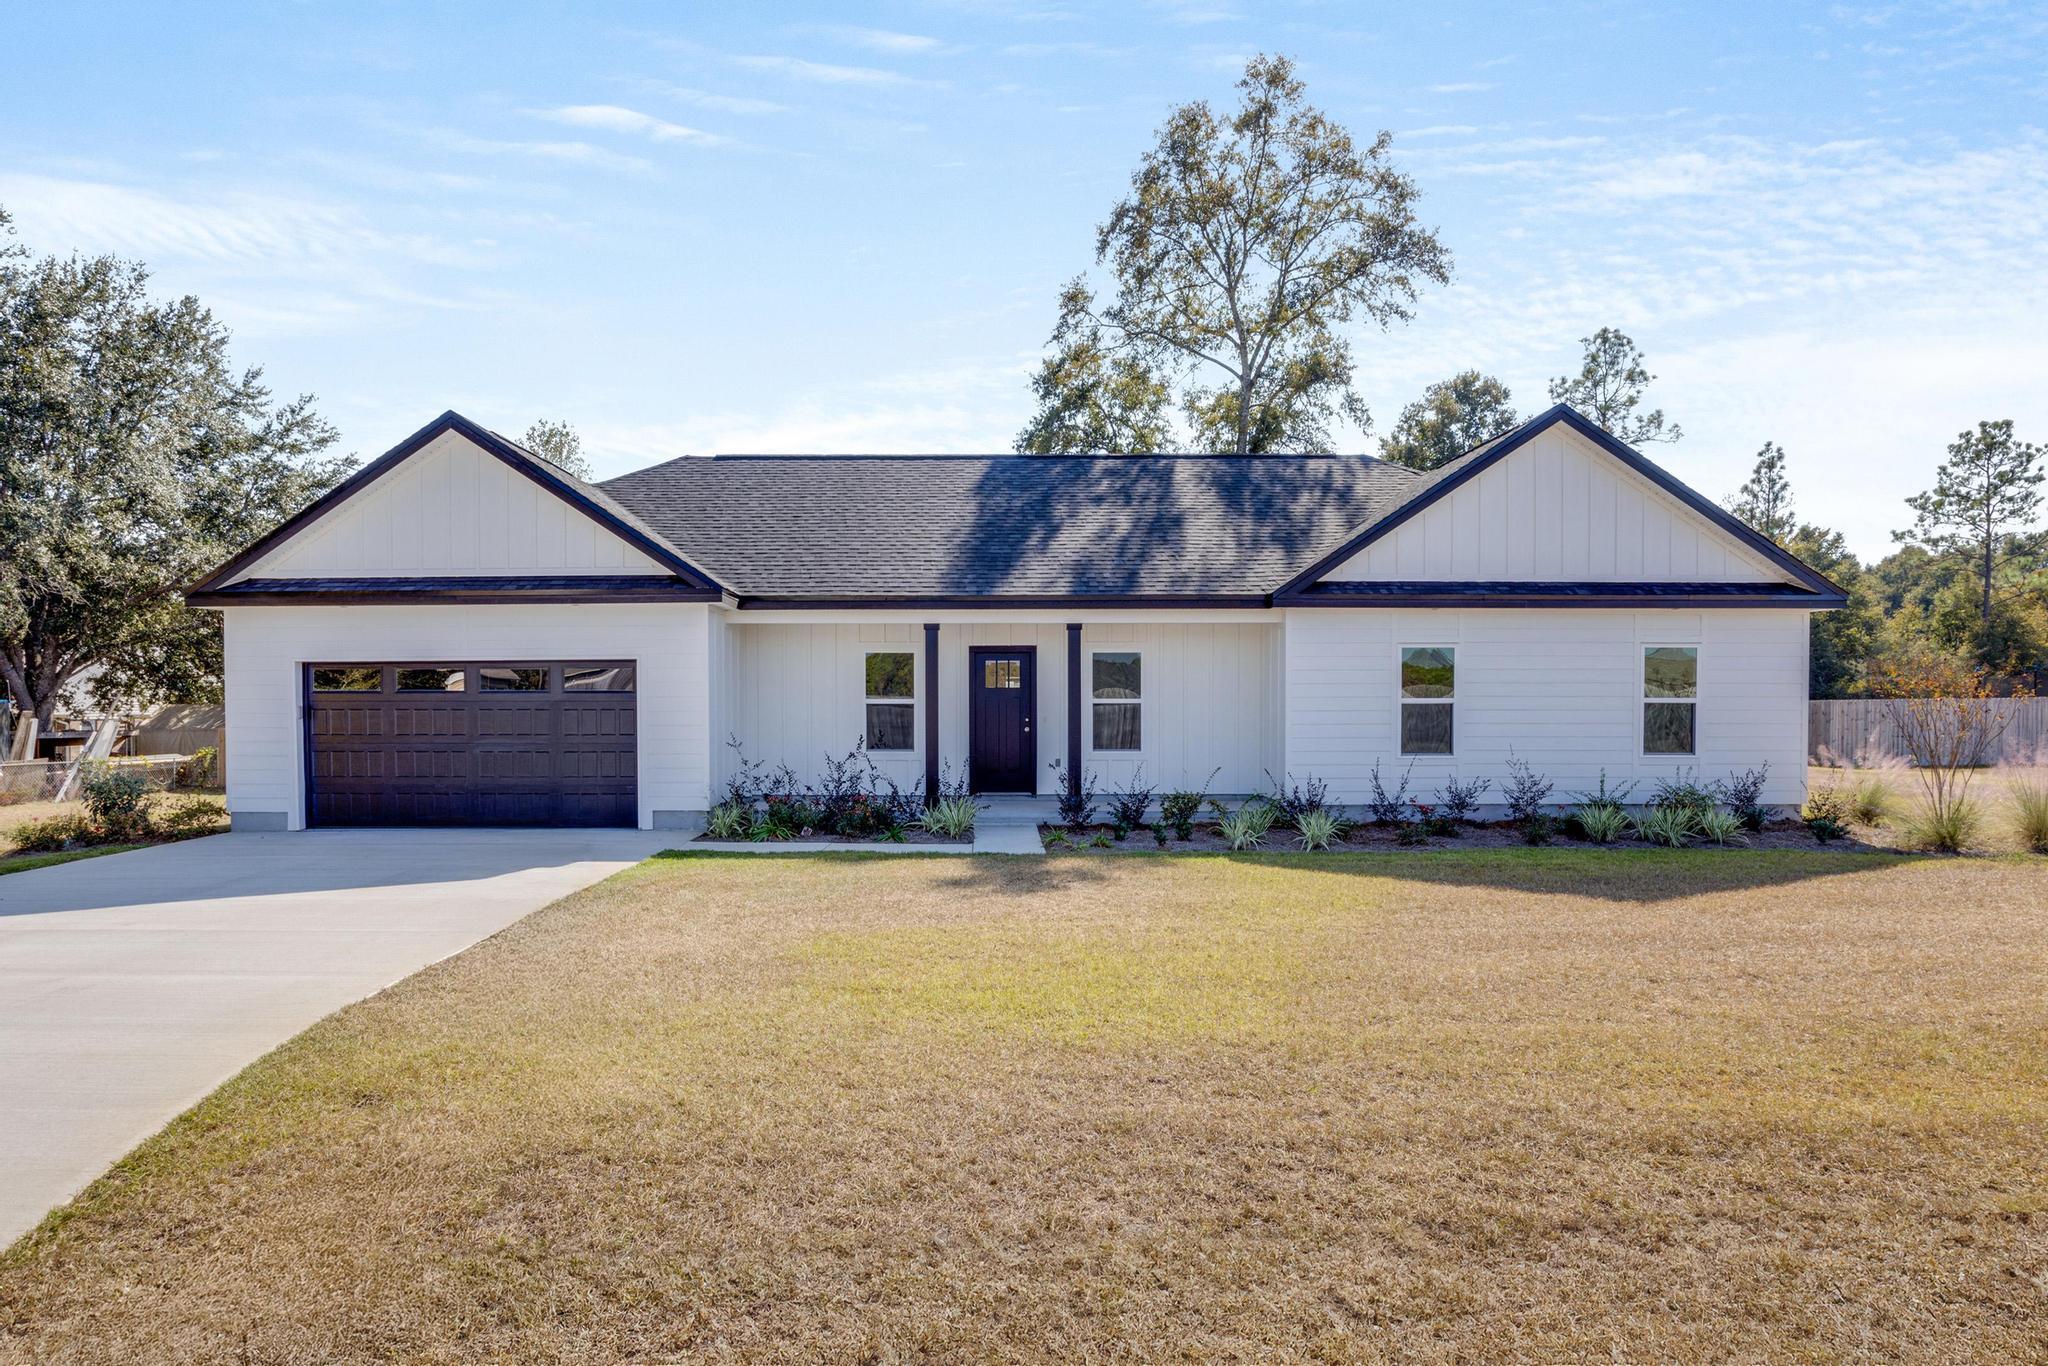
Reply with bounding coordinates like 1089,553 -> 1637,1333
1632,806 -> 1697,848
1294,807 -> 1346,851
1719,763 -> 1771,831
1406,800 -> 1457,838
1049,758 -> 1099,831
153,795 -> 224,839
80,763 -> 153,841
1043,829 -> 1071,849
1572,802 -> 1630,844
1432,774 -> 1492,824
1264,770 -> 1332,829
2008,781 -> 2048,854
1106,766 -> 1156,837
1160,767 -> 1219,840
1899,794 -> 1981,853
1802,783 -> 1849,843
918,795 -> 978,840
1849,773 -> 1895,826
1215,799 -> 1276,851
178,746 -> 219,789
1151,822 -> 1170,848
1501,753 -> 1554,824
1517,812 -> 1555,846
1396,819 -> 1432,846
1088,832 -> 1114,849
8,813 -> 94,853
1649,770 -> 1718,822
1365,758 -> 1416,826
705,801 -> 753,839
1696,809 -> 1750,847
1567,770 -> 1640,811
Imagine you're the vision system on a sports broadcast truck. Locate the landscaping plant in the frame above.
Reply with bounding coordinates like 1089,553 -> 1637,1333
1899,794 -> 1982,853
1432,774 -> 1491,824
1365,758 -> 1415,826
80,763 -> 153,841
1696,809 -> 1750,847
152,795 -> 225,838
1159,768 -> 1218,841
1501,752 -> 1555,843
1802,784 -> 1850,843
1719,763 -> 1772,831
1213,798 -> 1276,851
1106,767 -> 1156,838
1294,807 -> 1346,851
918,795 -> 979,841
1049,758 -> 1099,832
1406,800 -> 1456,838
1571,802 -> 1630,844
706,801 -> 753,840
1263,770 -> 1332,830
2008,781 -> 2048,854
1632,806 -> 1697,848
1871,651 -> 2031,850
1649,770 -> 1718,823
1849,771 -> 1896,826
7,813 -> 95,854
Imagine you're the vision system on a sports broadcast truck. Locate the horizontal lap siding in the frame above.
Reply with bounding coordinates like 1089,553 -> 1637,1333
1284,608 -> 1810,807
222,604 -> 711,829
725,621 -> 1280,796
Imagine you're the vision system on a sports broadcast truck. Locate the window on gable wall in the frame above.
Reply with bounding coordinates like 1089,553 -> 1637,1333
1643,646 -> 1698,755
1399,647 -> 1455,755
1091,651 -> 1142,751
865,651 -> 915,751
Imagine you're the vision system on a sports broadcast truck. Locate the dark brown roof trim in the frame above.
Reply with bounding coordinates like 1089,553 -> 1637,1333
733,593 -> 1271,611
185,411 -> 725,598
188,575 -> 717,607
1273,404 -> 1849,600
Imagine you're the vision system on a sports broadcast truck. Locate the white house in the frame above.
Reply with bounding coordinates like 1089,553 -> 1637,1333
187,404 -> 1844,830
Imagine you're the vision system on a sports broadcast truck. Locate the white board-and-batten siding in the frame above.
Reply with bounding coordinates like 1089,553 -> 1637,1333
715,619 -> 1284,797
219,604 -> 714,829
1282,607 -> 1811,808
1325,423 -> 1780,583
237,431 -> 666,580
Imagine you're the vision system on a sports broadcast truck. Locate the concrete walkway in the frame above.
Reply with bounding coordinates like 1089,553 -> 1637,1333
0,827 -> 668,1248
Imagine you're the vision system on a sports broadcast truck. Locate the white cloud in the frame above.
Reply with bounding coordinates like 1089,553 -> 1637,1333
646,84 -> 789,116
810,25 -> 950,54
1428,81 -> 1496,93
535,104 -> 725,146
422,128 -> 653,174
733,54 -> 934,87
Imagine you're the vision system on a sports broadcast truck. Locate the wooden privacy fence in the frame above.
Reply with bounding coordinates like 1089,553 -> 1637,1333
1810,699 -> 2048,767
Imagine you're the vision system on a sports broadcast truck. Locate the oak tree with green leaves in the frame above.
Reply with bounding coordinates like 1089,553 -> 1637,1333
1378,370 -> 1518,470
0,213 -> 352,726
1020,54 -> 1452,454
1896,419 -> 2043,630
1548,327 -> 1681,445
521,418 -> 592,479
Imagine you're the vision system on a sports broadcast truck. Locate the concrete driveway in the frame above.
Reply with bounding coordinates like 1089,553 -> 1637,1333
0,827 -> 671,1248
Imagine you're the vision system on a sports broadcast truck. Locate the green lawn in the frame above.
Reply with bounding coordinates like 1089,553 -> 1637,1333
3,850 -> 2045,1361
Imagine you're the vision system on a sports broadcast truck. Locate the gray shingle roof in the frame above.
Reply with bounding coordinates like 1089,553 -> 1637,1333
598,453 -> 1427,599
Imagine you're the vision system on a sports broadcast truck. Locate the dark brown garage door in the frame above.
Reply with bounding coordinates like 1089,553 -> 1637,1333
306,662 -> 636,827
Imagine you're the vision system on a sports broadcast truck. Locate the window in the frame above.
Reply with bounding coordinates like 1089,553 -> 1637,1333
1643,646 -> 1698,755
562,664 -> 635,693
479,667 -> 548,692
1399,647 -> 1455,755
312,666 -> 381,692
865,651 -> 915,751
982,659 -> 1021,689
396,667 -> 465,693
1091,651 -> 1141,751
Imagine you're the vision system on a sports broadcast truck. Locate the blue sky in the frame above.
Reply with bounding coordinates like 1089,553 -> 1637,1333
6,1 -> 2045,560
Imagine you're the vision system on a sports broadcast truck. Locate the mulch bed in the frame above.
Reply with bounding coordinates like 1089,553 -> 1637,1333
692,829 -> 970,846
1041,819 -> 1897,854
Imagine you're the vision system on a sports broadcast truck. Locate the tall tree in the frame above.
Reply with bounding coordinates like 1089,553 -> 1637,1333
1547,327 -> 1681,445
1896,419 -> 2043,629
1019,53 -> 1452,454
1014,283 -> 1175,453
1728,441 -> 1795,543
521,417 -> 591,479
1378,370 -> 1518,470
0,224 -> 351,726
1783,523 -> 1881,697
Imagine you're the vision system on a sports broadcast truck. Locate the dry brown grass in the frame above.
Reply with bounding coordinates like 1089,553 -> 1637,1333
0,791 -> 225,858
4,851 -> 2047,1362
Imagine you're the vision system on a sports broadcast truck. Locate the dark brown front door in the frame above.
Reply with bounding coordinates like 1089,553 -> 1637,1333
968,646 -> 1036,794
306,661 -> 636,827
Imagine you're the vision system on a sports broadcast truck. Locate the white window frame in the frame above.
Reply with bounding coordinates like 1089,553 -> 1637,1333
863,650 -> 917,753
1397,644 -> 1457,757
1640,644 -> 1699,758
1088,649 -> 1143,754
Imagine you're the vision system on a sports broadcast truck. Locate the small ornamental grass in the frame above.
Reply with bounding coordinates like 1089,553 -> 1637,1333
1899,794 -> 1982,853
1571,803 -> 1631,845
1632,806 -> 1698,848
1849,772 -> 1896,826
1696,809 -> 1751,847
705,801 -> 753,840
1293,807 -> 1346,851
918,795 -> 979,841
2009,781 -> 2048,854
1213,798 -> 1277,851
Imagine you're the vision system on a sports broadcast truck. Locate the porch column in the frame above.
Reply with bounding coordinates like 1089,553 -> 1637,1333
1066,622 -> 1082,797
923,622 -> 940,804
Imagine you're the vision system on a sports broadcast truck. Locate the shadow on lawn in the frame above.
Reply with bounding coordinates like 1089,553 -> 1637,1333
932,846 -> 1916,905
